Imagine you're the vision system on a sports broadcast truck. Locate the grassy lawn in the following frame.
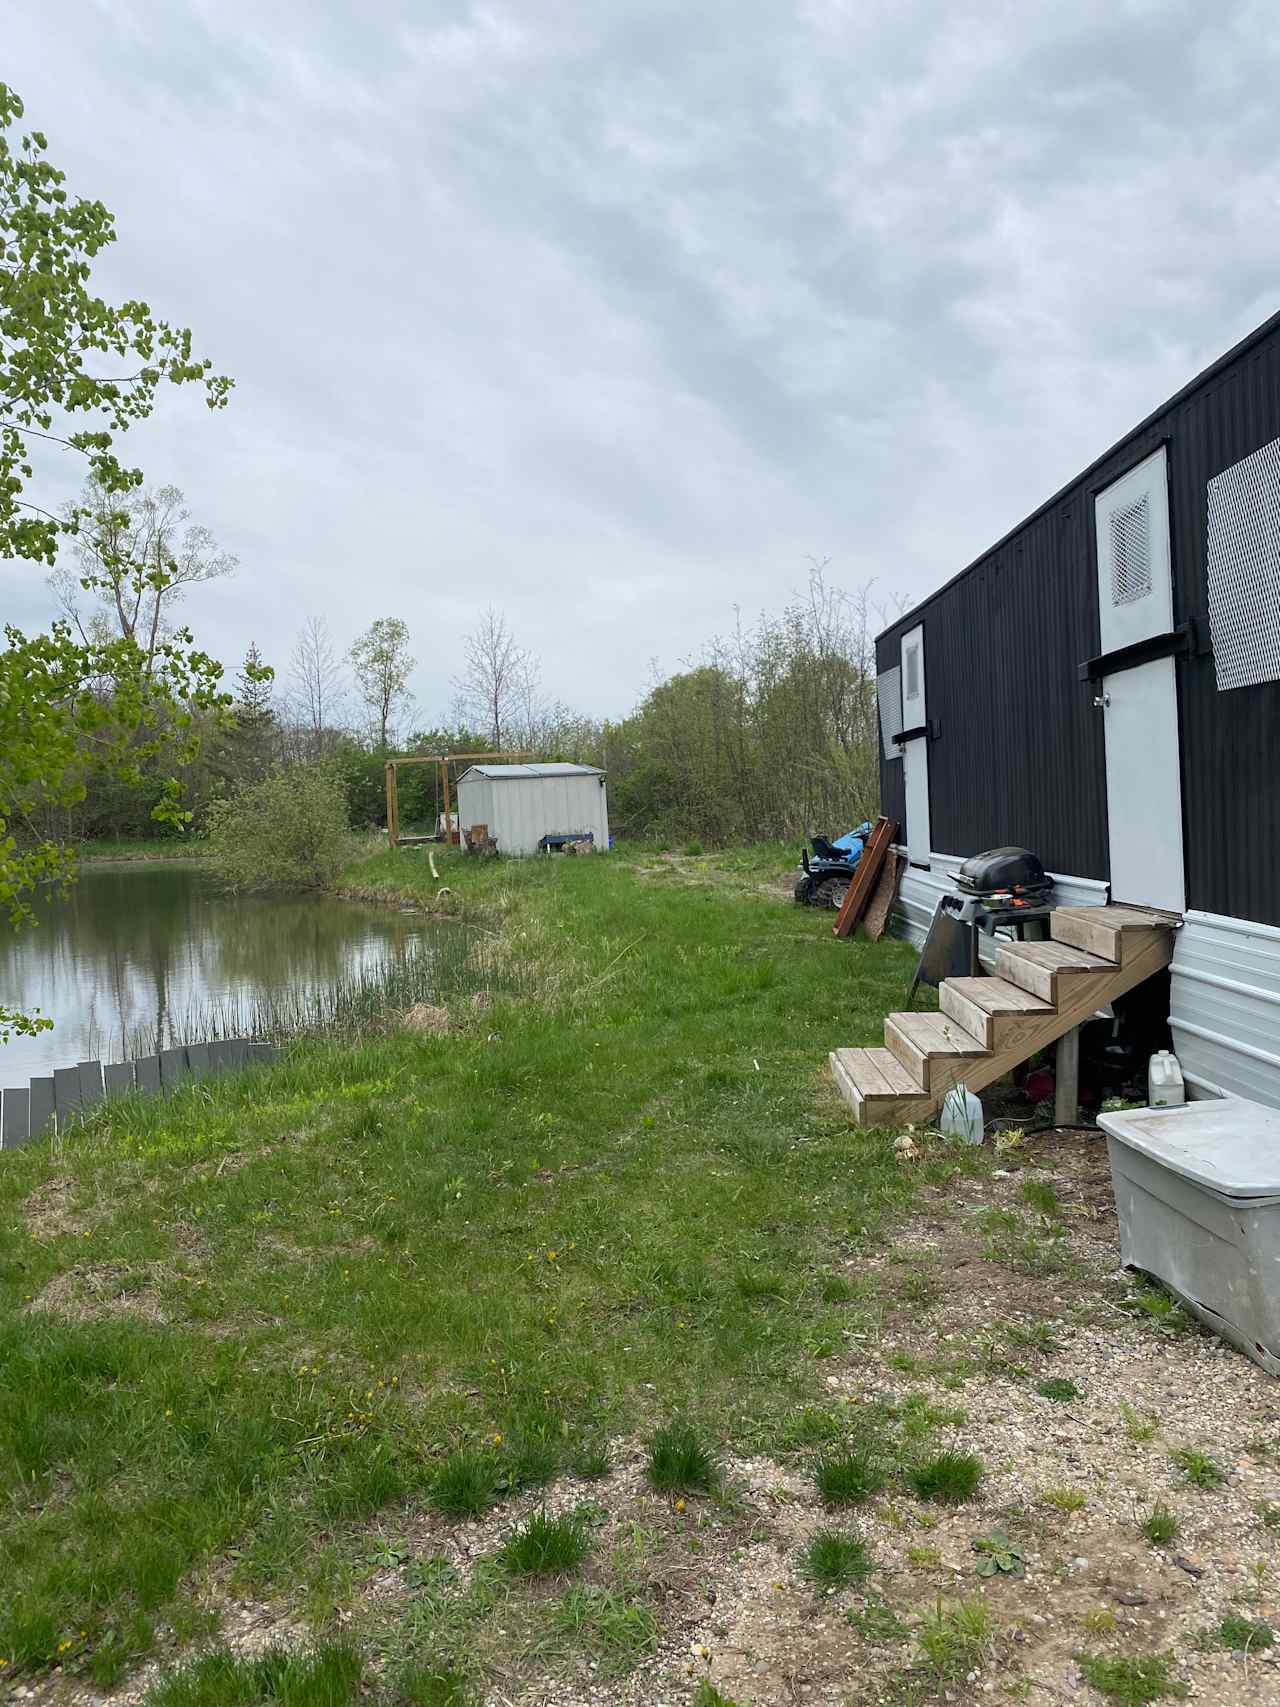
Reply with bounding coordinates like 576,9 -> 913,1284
73,836 -> 209,862
0,842 -> 964,1701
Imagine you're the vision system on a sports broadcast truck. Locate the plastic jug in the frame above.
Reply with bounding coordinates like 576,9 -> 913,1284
941,1085 -> 985,1144
1148,1050 -> 1185,1108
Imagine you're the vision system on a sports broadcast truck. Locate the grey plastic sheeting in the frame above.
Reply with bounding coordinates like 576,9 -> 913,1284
1098,1098 -> 1280,1203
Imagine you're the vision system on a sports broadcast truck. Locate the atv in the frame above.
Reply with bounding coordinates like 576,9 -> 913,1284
793,825 -> 872,909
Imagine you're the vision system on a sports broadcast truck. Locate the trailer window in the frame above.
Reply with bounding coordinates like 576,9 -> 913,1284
904,643 -> 920,702
1207,434 -> 1280,691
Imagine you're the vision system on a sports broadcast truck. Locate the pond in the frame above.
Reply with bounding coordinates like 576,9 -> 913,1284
0,861 -> 452,1079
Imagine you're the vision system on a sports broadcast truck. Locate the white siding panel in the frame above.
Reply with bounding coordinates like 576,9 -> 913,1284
1170,911 -> 1280,1108
456,774 -> 491,838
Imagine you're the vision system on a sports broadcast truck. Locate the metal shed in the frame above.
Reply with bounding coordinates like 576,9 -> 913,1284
455,763 -> 609,856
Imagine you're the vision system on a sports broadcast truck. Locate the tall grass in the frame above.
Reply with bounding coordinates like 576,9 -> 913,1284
106,928 -> 519,1059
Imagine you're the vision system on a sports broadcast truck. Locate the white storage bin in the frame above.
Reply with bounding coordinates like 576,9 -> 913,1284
1098,1098 -> 1280,1377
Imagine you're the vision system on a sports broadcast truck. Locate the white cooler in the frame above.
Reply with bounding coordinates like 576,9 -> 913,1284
1098,1098 -> 1280,1377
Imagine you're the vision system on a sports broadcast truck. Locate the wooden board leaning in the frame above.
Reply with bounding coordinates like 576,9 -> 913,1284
833,817 -> 897,939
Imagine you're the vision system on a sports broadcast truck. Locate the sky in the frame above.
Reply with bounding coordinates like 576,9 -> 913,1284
3,0 -> 1278,729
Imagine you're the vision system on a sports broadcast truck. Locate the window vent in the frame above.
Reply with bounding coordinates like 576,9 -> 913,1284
1109,494 -> 1153,607
1207,436 -> 1280,692
904,643 -> 920,701
877,667 -> 903,761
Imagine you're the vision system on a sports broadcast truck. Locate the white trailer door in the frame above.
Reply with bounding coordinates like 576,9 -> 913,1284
899,623 -> 931,867
1093,447 -> 1185,912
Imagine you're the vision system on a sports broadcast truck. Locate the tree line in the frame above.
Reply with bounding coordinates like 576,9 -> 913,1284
32,488 -> 894,848
0,67 -> 895,998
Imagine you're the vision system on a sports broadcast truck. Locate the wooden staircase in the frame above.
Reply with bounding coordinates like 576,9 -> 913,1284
830,906 -> 1177,1126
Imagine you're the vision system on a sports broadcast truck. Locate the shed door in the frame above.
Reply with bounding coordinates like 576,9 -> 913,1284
1093,447 -> 1184,912
899,623 -> 931,866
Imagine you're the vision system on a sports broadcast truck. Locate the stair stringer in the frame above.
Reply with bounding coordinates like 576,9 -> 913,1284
830,924 -> 1174,1126
913,929 -> 1174,1116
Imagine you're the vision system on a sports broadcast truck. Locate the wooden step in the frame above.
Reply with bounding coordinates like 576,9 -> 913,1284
994,940 -> 1114,1004
831,909 -> 1177,1129
1050,906 -> 1176,965
829,1047 -> 933,1127
884,1011 -> 986,1092
940,976 -> 1052,1050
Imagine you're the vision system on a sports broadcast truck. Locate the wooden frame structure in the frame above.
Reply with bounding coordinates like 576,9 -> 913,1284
384,752 -> 526,848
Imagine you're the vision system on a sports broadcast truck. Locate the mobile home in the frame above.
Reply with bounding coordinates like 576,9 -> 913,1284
873,309 -> 1280,1109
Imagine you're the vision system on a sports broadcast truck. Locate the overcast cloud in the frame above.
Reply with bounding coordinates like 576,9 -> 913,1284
3,0 -> 1278,726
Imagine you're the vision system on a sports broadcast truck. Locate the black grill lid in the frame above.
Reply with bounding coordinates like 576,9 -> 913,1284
957,846 -> 1049,894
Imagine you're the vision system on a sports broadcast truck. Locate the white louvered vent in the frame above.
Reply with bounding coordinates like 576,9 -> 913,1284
904,643 -> 920,702
1109,494 -> 1153,607
877,666 -> 903,761
1206,435 -> 1280,692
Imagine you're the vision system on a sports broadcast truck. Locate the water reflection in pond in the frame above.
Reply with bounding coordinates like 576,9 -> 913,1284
1,861 -> 442,1077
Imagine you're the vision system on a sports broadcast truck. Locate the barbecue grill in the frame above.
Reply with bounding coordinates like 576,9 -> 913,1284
956,846 -> 1053,908
907,846 -> 1056,1002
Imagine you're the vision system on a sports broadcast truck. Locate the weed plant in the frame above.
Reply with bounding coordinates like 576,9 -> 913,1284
545,1587 -> 659,1674
1036,1378 -> 1080,1402
847,1598 -> 908,1643
814,1447 -> 887,1507
692,1682 -> 742,1707
1123,1280 -> 1192,1335
1042,1486 -> 1087,1512
803,1529 -> 874,1588
1214,1614 -> 1274,1651
1075,1650 -> 1186,1703
1170,1447 -> 1227,1490
1138,1503 -> 1179,1546
143,1644 -> 362,1707
430,1451 -> 501,1519
1121,1403 -> 1160,1444
646,1423 -> 719,1494
398,1665 -> 474,1706
499,1510 -> 588,1576
916,1597 -> 993,1680
910,1452 -> 984,1505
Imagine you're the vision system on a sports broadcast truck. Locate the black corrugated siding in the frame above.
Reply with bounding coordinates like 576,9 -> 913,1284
878,313 -> 1280,926
1167,336 -> 1280,925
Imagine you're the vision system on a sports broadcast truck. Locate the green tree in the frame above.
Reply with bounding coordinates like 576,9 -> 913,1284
206,765 -> 355,889
237,644 -> 275,723
220,643 -> 276,782
0,82 -> 232,1038
349,617 -> 414,750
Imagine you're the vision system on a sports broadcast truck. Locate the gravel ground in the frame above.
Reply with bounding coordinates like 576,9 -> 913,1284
18,1129 -> 1280,1707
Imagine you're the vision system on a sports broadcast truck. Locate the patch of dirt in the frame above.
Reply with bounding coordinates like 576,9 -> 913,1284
18,1598 -> 305,1707
22,1176 -> 94,1242
25,1263 -> 170,1325
402,1002 -> 451,1034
